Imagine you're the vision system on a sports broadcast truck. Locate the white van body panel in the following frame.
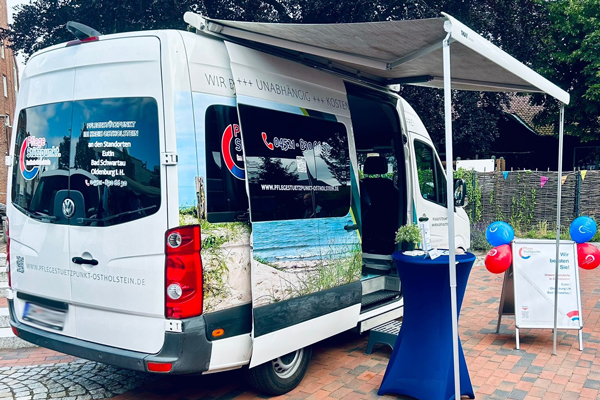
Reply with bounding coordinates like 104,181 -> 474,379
207,334 -> 253,372
182,33 -> 236,98
225,42 -> 350,118
11,34 -> 170,353
252,304 -> 360,368
401,99 -> 470,249
17,47 -> 76,108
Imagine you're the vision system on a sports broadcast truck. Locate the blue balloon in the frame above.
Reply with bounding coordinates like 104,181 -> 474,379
486,221 -> 515,247
570,216 -> 597,243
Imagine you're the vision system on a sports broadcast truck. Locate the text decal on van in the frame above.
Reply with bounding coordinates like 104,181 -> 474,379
19,136 -> 61,181
221,124 -> 245,180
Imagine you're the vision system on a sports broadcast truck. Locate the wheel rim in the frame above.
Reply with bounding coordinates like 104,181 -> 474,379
271,348 -> 304,379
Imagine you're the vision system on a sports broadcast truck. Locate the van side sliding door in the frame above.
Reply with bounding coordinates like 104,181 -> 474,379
225,43 -> 362,368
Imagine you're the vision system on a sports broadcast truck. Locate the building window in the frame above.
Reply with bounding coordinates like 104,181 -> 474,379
2,76 -> 7,97
1,42 -> 4,59
13,65 -> 18,93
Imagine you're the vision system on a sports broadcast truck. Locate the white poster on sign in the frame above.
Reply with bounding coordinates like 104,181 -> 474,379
512,239 -> 583,331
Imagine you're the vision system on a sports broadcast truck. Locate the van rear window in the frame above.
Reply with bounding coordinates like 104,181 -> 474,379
11,98 -> 161,226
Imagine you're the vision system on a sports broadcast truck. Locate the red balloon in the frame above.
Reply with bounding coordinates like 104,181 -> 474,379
577,243 -> 600,270
485,244 -> 512,274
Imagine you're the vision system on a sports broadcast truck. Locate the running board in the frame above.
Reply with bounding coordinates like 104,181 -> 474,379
359,306 -> 403,333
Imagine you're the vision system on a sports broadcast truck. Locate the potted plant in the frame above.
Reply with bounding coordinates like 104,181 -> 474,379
395,224 -> 421,251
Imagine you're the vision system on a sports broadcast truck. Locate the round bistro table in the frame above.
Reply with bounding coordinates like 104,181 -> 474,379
378,251 -> 476,400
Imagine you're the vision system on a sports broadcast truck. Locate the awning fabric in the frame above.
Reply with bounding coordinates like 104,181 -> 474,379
184,12 -> 569,104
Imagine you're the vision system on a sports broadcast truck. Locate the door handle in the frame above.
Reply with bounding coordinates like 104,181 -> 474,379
72,257 -> 98,266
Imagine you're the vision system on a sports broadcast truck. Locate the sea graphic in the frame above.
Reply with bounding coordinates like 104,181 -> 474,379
251,213 -> 362,306
252,215 -> 359,262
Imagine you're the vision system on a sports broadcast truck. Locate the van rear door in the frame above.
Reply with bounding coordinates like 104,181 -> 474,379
10,36 -> 167,354
67,37 -> 166,353
9,49 -> 77,337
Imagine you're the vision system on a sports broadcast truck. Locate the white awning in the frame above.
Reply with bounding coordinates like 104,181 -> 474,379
184,12 -> 569,104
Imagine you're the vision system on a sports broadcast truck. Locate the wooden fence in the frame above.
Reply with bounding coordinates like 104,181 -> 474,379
465,170 -> 599,229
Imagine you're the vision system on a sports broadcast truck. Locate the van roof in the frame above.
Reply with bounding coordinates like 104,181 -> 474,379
185,12 -> 569,105
28,29 -> 184,60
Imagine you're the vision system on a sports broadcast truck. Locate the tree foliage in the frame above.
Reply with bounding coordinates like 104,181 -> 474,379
531,0 -> 600,141
2,0 -> 552,157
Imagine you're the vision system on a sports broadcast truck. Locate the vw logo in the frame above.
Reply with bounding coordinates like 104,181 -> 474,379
62,198 -> 75,218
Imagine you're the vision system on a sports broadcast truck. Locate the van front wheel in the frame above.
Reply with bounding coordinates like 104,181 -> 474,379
246,346 -> 312,395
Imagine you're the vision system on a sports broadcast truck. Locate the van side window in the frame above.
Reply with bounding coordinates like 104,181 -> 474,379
414,140 -> 447,207
205,105 -> 249,223
238,105 -> 351,222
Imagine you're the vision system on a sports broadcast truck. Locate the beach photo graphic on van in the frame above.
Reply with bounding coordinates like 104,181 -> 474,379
176,94 -> 252,314
239,104 -> 361,307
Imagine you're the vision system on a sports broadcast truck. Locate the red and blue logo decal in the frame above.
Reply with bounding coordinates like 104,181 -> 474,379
518,248 -> 531,259
19,137 -> 43,181
221,124 -> 245,180
567,310 -> 579,322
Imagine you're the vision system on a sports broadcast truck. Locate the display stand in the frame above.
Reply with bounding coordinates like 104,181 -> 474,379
496,266 -> 515,334
497,239 -> 583,350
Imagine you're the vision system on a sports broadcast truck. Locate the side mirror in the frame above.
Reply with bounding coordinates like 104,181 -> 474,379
454,179 -> 467,207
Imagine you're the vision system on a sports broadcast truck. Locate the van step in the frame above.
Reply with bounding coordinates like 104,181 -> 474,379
361,290 -> 401,312
365,320 -> 402,354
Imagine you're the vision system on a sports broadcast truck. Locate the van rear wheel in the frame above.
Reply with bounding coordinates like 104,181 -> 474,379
246,346 -> 312,395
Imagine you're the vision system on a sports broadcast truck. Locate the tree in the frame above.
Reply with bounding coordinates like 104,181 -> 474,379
1,0 -> 200,59
530,0 -> 600,141
3,0 -> 550,157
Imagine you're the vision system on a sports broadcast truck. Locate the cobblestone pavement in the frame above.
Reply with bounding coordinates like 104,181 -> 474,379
0,360 -> 158,399
2,254 -> 600,399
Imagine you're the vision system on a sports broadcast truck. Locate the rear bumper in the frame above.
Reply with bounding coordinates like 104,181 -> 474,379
8,299 -> 212,374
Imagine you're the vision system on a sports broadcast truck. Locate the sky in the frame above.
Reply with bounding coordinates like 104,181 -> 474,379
6,0 -> 27,78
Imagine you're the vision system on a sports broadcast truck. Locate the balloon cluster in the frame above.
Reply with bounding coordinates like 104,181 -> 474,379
484,221 -> 514,274
570,216 -> 600,270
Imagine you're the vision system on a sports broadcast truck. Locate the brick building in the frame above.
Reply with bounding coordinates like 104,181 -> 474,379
0,0 -> 18,204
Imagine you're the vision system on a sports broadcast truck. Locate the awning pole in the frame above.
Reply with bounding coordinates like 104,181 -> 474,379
553,105 -> 565,355
443,32 -> 461,400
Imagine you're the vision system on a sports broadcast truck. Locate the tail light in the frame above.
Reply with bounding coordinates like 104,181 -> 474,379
165,225 -> 202,319
5,217 -> 9,288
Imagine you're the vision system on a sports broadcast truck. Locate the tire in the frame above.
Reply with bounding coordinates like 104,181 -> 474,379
246,346 -> 312,395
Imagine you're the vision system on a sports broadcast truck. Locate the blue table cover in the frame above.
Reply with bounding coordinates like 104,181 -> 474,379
378,251 -> 476,400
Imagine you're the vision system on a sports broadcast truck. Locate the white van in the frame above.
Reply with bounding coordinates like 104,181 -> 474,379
6,17 -> 469,395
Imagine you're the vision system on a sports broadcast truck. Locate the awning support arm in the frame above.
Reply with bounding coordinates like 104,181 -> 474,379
553,104 -> 565,355
387,40 -> 448,70
443,31 -> 461,400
